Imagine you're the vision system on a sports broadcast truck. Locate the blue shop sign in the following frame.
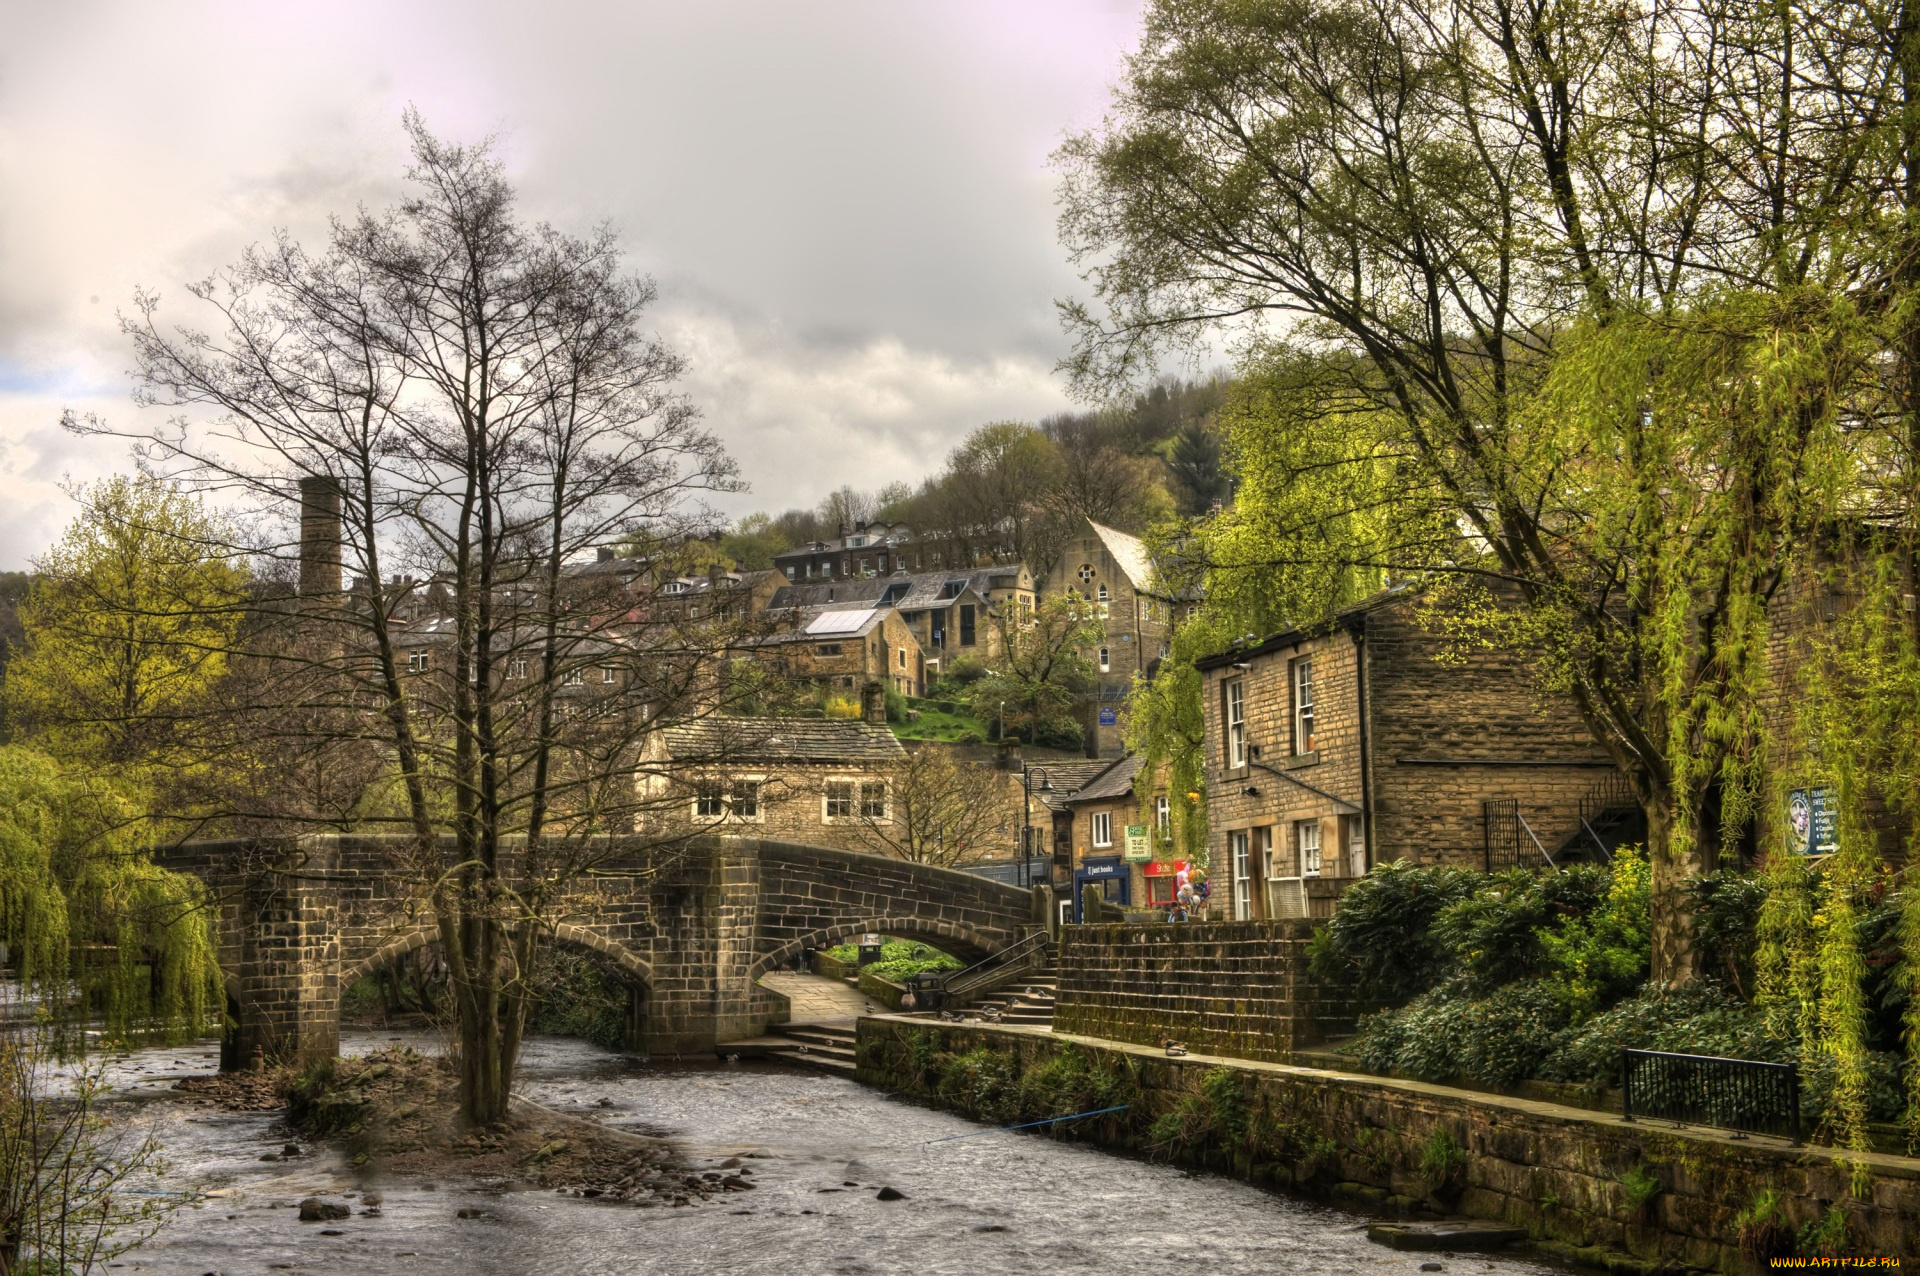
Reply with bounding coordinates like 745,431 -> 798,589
1098,707 -> 1118,726
1080,858 -> 1126,878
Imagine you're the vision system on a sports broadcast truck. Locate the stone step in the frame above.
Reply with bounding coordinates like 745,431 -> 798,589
772,1024 -> 857,1052
1367,1220 -> 1527,1252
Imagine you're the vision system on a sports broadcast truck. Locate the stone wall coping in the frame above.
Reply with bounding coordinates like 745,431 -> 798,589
866,1014 -> 1920,1182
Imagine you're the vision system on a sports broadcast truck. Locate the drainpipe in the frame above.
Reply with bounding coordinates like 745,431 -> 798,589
1356,614 -> 1374,874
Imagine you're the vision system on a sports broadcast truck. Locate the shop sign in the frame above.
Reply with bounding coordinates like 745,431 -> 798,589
1098,707 -> 1118,726
1123,825 -> 1150,861
1080,858 -> 1125,878
1142,859 -> 1189,877
1787,788 -> 1837,856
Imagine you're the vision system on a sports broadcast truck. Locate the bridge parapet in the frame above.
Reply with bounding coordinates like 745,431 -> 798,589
164,834 -> 1036,1067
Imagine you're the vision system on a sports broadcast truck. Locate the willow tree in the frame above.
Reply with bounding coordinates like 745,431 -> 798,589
1061,0 -> 1916,982
93,114 -> 741,1125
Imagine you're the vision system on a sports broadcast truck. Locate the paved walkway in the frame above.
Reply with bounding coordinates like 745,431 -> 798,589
758,970 -> 886,1023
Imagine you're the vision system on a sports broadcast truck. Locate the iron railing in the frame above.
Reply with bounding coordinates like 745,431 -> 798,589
1575,773 -> 1642,859
937,928 -> 1052,1004
1482,799 -> 1558,872
1621,1048 -> 1801,1143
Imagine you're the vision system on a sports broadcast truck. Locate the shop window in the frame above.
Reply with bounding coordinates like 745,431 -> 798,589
1147,874 -> 1174,907
1225,678 -> 1247,768
1293,657 -> 1315,753
825,781 -> 854,820
1297,819 -> 1322,876
1230,830 -> 1252,920
1091,811 -> 1113,847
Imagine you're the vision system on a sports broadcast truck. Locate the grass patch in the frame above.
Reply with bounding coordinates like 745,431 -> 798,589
891,698 -> 989,744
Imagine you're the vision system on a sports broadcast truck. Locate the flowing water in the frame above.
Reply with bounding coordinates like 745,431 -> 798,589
87,1030 -> 1566,1276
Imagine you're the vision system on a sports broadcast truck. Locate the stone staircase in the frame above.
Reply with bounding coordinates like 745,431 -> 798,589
964,977 -> 1056,1028
762,1020 -> 858,1075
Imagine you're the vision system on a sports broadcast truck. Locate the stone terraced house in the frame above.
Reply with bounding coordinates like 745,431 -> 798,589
767,565 -> 1034,675
638,712 -> 908,854
1196,586 -> 1631,920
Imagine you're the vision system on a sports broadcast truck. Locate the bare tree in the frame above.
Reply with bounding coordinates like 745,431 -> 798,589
849,746 -> 1021,867
88,113 -> 745,1124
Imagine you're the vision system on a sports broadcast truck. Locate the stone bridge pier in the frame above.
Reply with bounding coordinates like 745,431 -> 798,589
161,835 -> 1037,1068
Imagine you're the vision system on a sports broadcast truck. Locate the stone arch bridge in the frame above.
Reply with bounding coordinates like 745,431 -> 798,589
159,835 -> 1038,1068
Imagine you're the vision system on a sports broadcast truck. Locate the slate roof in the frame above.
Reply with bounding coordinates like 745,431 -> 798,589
767,566 -> 1022,614
1061,753 -> 1145,806
1029,758 -> 1120,812
1192,583 -> 1416,671
659,717 -> 907,764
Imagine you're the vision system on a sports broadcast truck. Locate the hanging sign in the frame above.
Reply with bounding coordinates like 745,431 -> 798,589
1123,824 -> 1151,861
1098,707 -> 1118,727
1787,788 -> 1837,856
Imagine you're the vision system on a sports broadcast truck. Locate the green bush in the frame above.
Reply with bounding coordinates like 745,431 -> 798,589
1431,863 -> 1611,996
1309,860 -> 1481,1004
529,950 -> 629,1050
821,938 -> 961,984
1360,980 -> 1569,1088
1540,982 -> 1780,1085
937,1047 -> 1019,1124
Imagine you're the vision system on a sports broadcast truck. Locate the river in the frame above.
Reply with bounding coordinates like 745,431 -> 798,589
91,1030 -> 1566,1276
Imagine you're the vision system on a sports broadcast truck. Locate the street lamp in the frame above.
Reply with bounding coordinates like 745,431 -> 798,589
1020,764 -> 1055,890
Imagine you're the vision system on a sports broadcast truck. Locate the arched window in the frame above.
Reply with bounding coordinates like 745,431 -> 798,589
1096,583 -> 1109,602
1098,646 -> 1111,672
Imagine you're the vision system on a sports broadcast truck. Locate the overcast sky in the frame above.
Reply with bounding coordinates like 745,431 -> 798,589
0,0 -> 1147,569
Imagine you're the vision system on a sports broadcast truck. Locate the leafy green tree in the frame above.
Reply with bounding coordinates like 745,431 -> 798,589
4,475 -> 246,779
966,595 -> 1100,748
719,513 -> 791,570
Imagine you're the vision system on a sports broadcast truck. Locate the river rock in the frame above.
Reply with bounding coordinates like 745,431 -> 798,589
875,1186 -> 907,1202
298,1198 -> 350,1222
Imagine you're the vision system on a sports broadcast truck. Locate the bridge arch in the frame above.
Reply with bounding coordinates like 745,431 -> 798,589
748,915 -> 1001,983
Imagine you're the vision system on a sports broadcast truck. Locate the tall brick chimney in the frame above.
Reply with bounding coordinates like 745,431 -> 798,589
861,681 -> 888,725
298,476 -> 343,598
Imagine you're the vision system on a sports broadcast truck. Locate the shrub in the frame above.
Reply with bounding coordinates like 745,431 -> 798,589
1309,860 -> 1481,1004
1540,983 -> 1784,1085
1689,870 -> 1768,999
1360,981 -> 1569,1088
1431,863 -> 1611,995
529,950 -> 630,1050
1419,1129 -> 1466,1197
937,1047 -> 1019,1123
1618,1163 -> 1662,1213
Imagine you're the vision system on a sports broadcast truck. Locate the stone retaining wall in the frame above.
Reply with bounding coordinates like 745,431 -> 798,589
1054,918 -> 1357,1061
857,1017 -> 1920,1271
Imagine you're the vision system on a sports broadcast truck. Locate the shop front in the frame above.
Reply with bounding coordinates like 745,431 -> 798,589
1073,856 -> 1130,923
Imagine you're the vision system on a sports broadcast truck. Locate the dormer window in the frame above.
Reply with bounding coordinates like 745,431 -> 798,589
939,580 -> 964,600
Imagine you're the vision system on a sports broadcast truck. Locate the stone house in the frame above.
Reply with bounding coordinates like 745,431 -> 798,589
735,606 -> 926,698
1042,520 -> 1199,757
648,566 -> 784,624
768,566 -> 1034,675
1056,754 -> 1184,924
773,521 -> 918,582
638,713 -> 908,853
1195,586 -> 1626,920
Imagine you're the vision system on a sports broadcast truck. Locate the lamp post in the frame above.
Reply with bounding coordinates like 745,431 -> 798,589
1020,765 -> 1055,890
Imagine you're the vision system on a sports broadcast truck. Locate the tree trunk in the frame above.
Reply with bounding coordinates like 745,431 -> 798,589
448,911 -> 532,1129
1646,797 -> 1705,986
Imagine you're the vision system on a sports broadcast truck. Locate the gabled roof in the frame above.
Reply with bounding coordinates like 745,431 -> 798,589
659,716 -> 907,764
1028,758 -> 1126,812
1088,521 -> 1155,592
1061,753 -> 1145,806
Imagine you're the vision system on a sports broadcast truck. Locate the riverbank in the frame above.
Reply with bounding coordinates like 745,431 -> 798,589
855,1014 -> 1920,1272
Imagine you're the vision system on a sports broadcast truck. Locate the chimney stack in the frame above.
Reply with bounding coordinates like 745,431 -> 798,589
597,546 -> 616,563
298,476 -> 343,598
861,681 -> 888,725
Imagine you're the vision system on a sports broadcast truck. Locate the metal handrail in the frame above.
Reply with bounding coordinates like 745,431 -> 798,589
938,929 -> 1051,1001
1620,1048 -> 1801,1143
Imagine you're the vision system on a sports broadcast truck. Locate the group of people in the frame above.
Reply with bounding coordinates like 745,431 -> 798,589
1166,865 -> 1208,922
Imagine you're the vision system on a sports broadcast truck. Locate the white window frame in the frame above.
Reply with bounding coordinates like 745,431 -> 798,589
694,783 -> 726,820
730,779 -> 763,822
407,650 -> 431,673
1225,677 -> 1247,768
510,655 -> 529,679
1230,829 -> 1252,920
859,780 -> 888,821
1297,818 -> 1322,877
563,667 -> 585,687
1096,583 -> 1109,602
1293,657 -> 1315,754
1154,795 -> 1170,833
1098,646 -> 1111,672
1091,811 -> 1113,848
601,665 -> 617,684
824,780 -> 856,821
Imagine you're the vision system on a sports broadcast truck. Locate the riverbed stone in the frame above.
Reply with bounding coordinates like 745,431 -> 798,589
297,1198 -> 349,1222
